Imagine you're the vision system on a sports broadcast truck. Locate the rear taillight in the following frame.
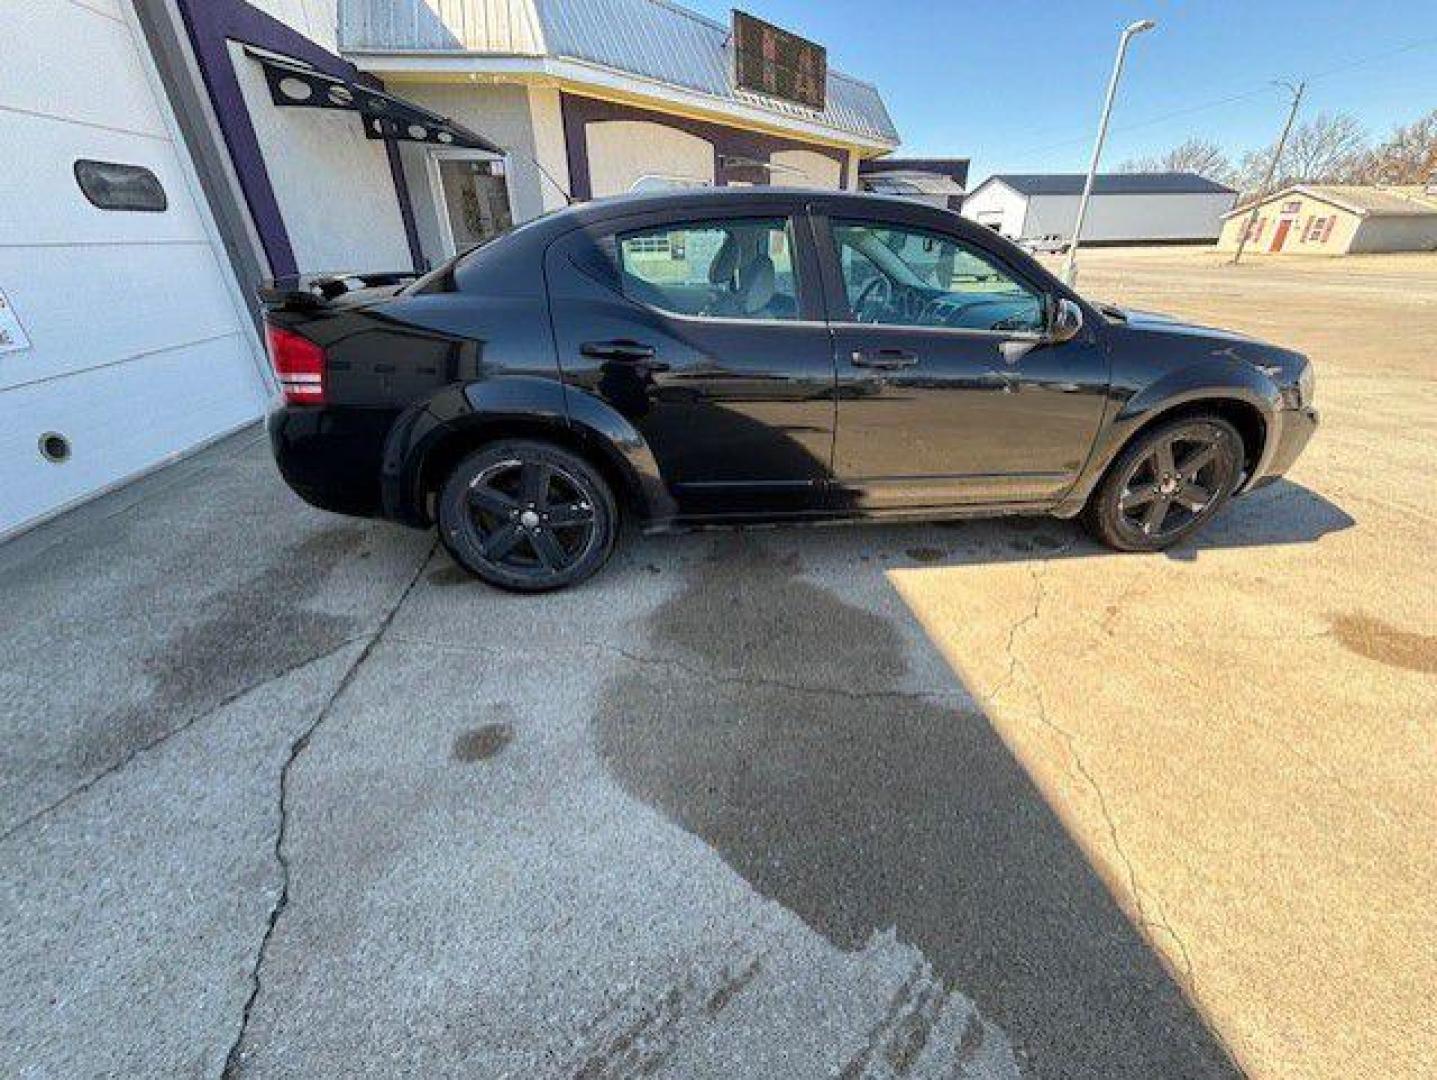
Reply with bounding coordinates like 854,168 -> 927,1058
264,323 -> 326,404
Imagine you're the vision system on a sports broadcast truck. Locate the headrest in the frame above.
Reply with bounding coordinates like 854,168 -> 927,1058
738,254 -> 776,315
709,234 -> 740,286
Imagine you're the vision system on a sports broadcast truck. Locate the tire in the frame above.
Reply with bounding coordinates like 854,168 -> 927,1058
437,439 -> 618,592
1083,414 -> 1244,552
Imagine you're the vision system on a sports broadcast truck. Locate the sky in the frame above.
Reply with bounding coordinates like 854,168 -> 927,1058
684,0 -> 1437,182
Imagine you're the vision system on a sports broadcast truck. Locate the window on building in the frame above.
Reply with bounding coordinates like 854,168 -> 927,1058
1307,217 -> 1325,242
616,217 -> 800,321
830,221 -> 1044,333
73,160 -> 167,212
1321,217 -> 1337,242
1282,200 -> 1302,214
1301,216 -> 1316,242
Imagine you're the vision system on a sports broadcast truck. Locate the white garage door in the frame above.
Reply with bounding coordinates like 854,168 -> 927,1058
0,0 -> 272,539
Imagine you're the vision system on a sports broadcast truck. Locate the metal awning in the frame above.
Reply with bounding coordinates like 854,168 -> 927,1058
244,46 -> 502,153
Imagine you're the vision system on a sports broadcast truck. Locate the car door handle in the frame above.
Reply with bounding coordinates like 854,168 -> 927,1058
581,339 -> 656,362
850,348 -> 918,370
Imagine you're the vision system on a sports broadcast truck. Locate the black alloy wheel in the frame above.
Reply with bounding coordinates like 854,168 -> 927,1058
438,440 -> 618,591
1085,415 -> 1244,552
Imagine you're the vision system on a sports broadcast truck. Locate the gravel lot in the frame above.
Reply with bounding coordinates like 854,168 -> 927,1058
3,249 -> 1432,1079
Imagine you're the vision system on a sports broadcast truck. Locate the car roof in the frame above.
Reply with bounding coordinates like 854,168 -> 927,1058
544,186 -> 954,227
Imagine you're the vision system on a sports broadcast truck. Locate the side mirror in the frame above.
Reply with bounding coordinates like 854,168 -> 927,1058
1048,297 -> 1084,344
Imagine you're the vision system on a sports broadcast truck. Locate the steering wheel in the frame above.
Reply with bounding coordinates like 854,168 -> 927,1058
852,274 -> 893,322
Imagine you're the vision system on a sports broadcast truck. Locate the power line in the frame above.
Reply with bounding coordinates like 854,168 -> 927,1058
1006,33 -> 1437,160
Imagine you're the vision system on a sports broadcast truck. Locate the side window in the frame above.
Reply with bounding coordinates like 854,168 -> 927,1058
832,221 -> 1044,333
616,217 -> 800,321
74,160 -> 168,212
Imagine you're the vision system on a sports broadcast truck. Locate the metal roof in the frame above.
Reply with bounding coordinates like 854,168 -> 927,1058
339,0 -> 899,146
1223,183 -> 1437,218
982,172 -> 1236,197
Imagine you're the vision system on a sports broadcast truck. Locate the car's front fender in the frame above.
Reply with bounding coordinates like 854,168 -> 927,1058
1055,359 -> 1283,516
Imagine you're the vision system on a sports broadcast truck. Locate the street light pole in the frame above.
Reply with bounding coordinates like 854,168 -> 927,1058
1062,19 -> 1157,287
1230,80 -> 1305,266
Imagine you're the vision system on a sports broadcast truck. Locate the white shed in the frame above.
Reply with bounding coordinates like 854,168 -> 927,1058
961,172 -> 1237,246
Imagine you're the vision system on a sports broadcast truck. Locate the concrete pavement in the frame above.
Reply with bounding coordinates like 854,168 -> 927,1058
3,250 -> 1434,1079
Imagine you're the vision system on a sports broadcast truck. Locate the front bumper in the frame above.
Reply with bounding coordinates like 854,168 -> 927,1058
1244,406 -> 1318,492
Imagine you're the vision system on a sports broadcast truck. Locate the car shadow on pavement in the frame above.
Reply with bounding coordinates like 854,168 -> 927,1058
586,482 -> 1352,1079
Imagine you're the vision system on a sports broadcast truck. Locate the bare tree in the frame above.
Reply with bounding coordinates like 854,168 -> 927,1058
1237,111 -> 1368,194
1349,108 -> 1437,184
1284,111 -> 1368,180
1120,137 -> 1234,183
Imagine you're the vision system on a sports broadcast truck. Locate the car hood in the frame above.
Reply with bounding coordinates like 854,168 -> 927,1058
1100,303 -> 1308,382
1101,304 -> 1260,345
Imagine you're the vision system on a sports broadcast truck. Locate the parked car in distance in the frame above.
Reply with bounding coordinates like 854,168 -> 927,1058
1017,233 -> 1070,255
262,188 -> 1317,591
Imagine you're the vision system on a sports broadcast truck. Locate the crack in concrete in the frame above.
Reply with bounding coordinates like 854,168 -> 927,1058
985,550 -> 1204,1002
219,543 -> 435,1080
591,641 -> 960,704
0,636 -> 369,846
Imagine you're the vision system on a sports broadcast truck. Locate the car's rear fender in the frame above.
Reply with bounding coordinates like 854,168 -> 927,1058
380,376 -> 675,529
1054,363 -> 1281,517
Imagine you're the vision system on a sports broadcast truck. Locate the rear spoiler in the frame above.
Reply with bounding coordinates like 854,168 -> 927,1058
257,270 -> 417,310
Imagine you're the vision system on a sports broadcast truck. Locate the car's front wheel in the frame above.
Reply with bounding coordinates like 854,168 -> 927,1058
438,439 -> 618,591
1084,415 -> 1244,552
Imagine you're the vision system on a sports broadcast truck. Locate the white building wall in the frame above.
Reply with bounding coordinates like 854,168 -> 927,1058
0,2 -> 269,537
1349,215 -> 1437,254
1025,192 -> 1236,243
230,42 -> 410,272
959,182 -> 1027,238
397,81 -> 550,259
250,0 -> 341,52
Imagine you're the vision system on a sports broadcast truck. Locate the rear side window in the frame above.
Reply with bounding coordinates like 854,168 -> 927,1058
616,217 -> 800,321
74,160 -> 167,212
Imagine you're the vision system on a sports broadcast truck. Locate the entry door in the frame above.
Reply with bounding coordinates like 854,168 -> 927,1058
1270,218 -> 1293,252
428,151 -> 514,256
818,217 -> 1109,508
545,208 -> 836,518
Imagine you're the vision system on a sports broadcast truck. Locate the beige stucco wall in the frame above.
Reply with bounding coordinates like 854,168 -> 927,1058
1216,194 -> 1361,254
770,148 -> 842,189
585,120 -> 715,196
526,85 -> 571,212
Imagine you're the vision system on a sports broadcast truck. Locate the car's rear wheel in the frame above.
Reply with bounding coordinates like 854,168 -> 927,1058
1084,415 -> 1244,552
438,440 -> 618,591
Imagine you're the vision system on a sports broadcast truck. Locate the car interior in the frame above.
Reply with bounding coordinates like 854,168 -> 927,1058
617,218 -> 799,321
613,216 -> 1045,334
834,223 -> 1045,333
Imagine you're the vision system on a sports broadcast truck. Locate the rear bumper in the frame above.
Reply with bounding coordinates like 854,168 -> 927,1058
267,405 -> 398,519
1244,406 -> 1318,492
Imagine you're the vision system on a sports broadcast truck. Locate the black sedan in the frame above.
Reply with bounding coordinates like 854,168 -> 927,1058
262,188 -> 1317,591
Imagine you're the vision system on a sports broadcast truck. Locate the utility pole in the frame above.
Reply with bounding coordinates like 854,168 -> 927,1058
1231,80 -> 1305,266
1063,19 -> 1157,287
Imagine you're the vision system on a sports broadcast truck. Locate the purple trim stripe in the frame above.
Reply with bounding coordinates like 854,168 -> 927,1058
174,0 -> 423,277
